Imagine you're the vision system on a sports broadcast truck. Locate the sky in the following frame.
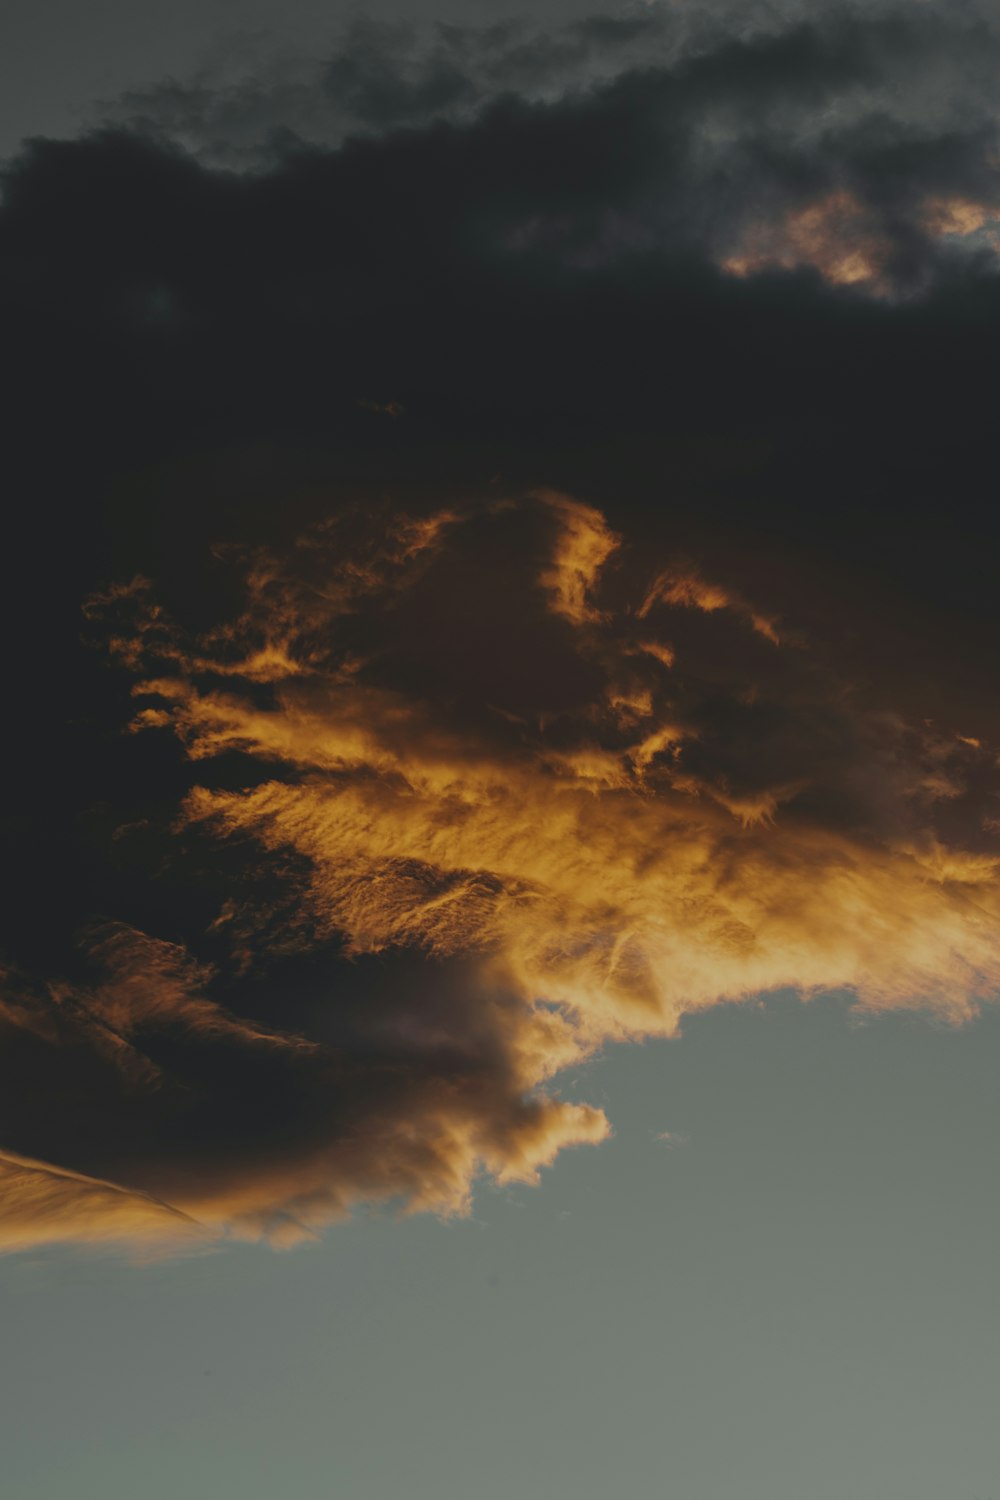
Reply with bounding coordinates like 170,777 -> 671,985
4,1 -> 1000,1496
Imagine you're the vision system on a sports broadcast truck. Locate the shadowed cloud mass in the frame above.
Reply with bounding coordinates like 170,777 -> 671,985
90,2 -> 1000,292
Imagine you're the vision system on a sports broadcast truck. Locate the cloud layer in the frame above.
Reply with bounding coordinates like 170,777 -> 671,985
4,2 -> 1000,1254
89,4 -> 1000,293
4,493 -> 1000,1252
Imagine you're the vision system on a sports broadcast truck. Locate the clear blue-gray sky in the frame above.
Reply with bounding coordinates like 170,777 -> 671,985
5,996 -> 1000,1499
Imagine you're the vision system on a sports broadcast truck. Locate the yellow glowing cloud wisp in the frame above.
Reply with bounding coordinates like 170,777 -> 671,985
132,495 -> 1000,1034
5,494 -> 1000,1253
0,1151 -> 206,1256
538,490 -> 620,625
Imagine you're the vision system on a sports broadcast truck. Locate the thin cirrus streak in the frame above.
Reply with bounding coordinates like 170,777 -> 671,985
0,1150 -> 207,1257
2,490 -> 999,1254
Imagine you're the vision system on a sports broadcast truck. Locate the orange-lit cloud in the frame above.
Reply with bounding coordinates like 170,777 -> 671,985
0,919 -> 609,1252
5,494 -> 1000,1253
0,1150 -> 207,1257
720,190 -> 890,289
638,565 -> 781,644
719,186 -> 1000,291
538,491 -> 620,626
921,195 -> 1000,244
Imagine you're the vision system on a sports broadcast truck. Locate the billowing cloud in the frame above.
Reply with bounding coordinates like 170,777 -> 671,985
4,3 -> 1000,1257
3,493 -> 998,1253
0,916 -> 609,1253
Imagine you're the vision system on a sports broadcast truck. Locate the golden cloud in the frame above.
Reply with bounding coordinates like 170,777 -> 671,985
0,1150 -> 207,1257
4,493 -> 1000,1253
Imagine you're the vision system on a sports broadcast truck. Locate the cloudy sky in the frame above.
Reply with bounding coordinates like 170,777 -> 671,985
4,1 -> 1000,1495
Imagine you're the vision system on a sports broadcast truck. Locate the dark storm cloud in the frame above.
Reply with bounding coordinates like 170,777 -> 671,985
92,11 -> 671,161
90,4 -> 1000,163
88,0 -> 1000,287
3,2 -> 1000,1250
